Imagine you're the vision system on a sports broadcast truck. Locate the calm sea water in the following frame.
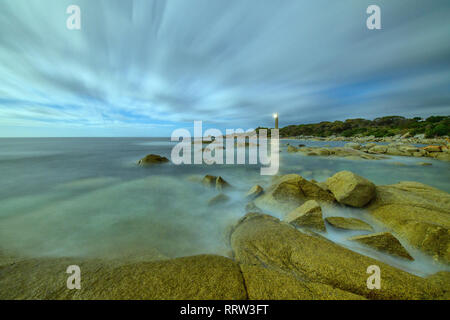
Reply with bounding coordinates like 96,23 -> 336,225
0,138 -> 449,275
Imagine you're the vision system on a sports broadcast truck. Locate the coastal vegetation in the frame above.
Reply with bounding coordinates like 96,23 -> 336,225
275,115 -> 450,138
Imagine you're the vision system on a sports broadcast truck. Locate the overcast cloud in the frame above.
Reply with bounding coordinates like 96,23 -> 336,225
0,0 -> 449,136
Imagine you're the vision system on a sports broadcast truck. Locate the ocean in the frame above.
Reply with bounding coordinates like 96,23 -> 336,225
0,138 -> 449,276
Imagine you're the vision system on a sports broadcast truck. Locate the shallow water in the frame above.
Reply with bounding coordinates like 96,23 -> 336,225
0,138 -> 448,276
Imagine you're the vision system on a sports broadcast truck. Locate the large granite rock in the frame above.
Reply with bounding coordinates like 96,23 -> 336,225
285,200 -> 326,231
0,250 -> 23,267
427,271 -> 450,300
326,171 -> 376,207
367,181 -> 450,263
325,216 -> 373,231
254,174 -> 335,213
240,264 -> 364,300
0,255 -> 247,300
230,213 -> 443,299
348,232 -> 414,260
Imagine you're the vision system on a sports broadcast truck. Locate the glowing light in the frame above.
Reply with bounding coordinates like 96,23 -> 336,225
273,113 -> 278,119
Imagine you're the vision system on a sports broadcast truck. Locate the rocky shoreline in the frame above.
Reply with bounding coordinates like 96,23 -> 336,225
285,137 -> 450,162
283,132 -> 449,145
1,169 -> 449,300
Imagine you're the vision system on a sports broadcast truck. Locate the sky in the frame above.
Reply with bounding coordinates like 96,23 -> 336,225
0,0 -> 449,137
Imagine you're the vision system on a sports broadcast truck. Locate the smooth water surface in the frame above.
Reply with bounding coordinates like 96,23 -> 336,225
0,138 -> 448,276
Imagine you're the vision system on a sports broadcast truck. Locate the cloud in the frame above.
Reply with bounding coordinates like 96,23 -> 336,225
0,0 -> 449,136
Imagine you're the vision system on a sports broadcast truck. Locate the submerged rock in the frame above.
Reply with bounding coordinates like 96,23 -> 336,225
216,176 -> 231,191
367,181 -> 450,263
230,213 -> 443,299
285,200 -> 326,231
245,185 -> 264,199
245,201 -> 263,213
325,216 -> 373,231
287,145 -> 298,153
417,162 -> 432,166
326,171 -> 376,208
348,232 -> 414,260
202,175 -> 217,188
202,175 -> 231,191
137,154 -> 169,166
208,193 -> 230,206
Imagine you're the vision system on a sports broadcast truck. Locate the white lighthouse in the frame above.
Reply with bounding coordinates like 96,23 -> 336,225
273,113 -> 278,129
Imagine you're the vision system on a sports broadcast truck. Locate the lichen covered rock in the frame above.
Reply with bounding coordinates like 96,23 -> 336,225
255,174 -> 335,213
367,181 -> 450,263
240,264 -> 364,300
230,213 -> 443,299
325,216 -> 373,231
285,200 -> 325,231
326,171 -> 376,207
427,271 -> 450,300
348,232 -> 414,260
0,255 -> 247,300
